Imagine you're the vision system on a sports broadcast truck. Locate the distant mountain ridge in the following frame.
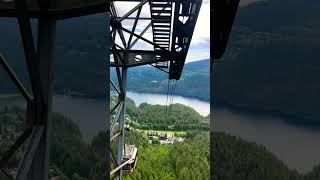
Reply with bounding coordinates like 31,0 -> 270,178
0,17 -> 210,101
123,59 -> 210,101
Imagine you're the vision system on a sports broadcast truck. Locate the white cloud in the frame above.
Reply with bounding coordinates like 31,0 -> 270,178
191,0 -> 210,45
186,43 -> 210,63
185,0 -> 210,62
114,2 -> 151,17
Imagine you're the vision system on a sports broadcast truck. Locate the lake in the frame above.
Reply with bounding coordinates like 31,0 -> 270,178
126,92 -> 320,173
3,92 -> 320,173
126,91 -> 210,116
4,95 -> 108,143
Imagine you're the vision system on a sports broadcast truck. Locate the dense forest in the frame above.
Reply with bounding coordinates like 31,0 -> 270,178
0,106 -> 105,179
125,98 -> 209,131
212,132 -> 320,180
212,132 -> 301,180
0,99 -> 210,179
210,133 -> 320,180
123,130 -> 320,180
123,129 -> 320,180
2,99 -> 320,179
110,94 -> 209,131
123,130 -> 210,180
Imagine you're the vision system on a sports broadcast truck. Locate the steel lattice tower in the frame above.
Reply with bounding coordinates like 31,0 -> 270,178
109,0 -> 202,179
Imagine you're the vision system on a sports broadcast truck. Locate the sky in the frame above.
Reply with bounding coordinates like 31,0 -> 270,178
187,0 -> 210,62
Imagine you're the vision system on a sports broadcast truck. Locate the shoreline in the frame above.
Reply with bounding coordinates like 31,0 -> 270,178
213,101 -> 320,130
3,91 -> 320,131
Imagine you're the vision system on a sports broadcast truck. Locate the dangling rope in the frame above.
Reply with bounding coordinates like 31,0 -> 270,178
168,80 -> 177,116
165,78 -> 178,121
165,79 -> 170,117
171,80 -> 177,105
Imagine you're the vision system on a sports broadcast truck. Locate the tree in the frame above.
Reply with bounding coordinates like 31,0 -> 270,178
152,139 -> 160,145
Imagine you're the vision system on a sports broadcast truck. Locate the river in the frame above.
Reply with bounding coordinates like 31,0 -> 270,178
3,92 -> 320,173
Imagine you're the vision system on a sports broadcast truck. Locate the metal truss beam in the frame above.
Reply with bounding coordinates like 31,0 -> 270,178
212,0 -> 240,59
120,26 -> 167,51
117,0 -> 149,22
0,129 -> 32,168
169,0 -> 203,79
0,1 -> 56,180
128,22 -> 152,49
1,1 -> 111,179
127,7 -> 142,48
109,65 -> 127,180
110,50 -> 170,68
15,126 -> 44,180
110,159 -> 131,177
0,55 -> 32,102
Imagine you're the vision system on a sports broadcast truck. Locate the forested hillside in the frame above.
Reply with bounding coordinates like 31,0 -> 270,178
0,17 -> 209,101
0,16 -> 108,98
123,130 -> 210,180
0,100 -> 209,179
212,132 -> 320,180
123,59 -> 210,101
213,0 -> 320,125
126,99 -> 209,131
109,94 -> 210,131
124,130 -> 320,180
212,132 -> 302,180
0,106 -> 105,179
2,101 -> 320,179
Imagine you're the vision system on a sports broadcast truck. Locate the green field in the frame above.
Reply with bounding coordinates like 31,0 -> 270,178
138,129 -> 187,136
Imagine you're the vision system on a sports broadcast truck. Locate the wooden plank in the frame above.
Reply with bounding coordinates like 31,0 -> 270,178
110,159 -> 132,176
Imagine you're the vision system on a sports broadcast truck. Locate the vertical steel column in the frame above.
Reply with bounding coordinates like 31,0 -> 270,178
28,18 -> 56,180
116,67 -> 127,180
106,11 -> 111,180
210,60 -> 215,180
